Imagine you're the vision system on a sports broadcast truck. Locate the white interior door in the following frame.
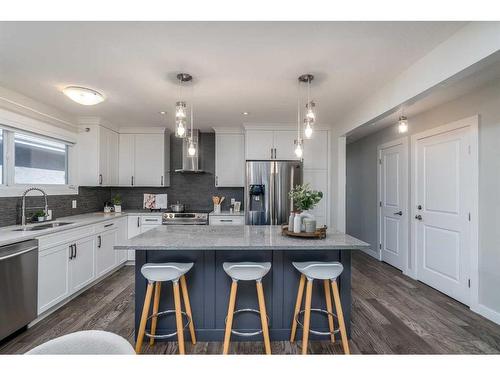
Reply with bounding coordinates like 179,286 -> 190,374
414,126 -> 471,305
379,139 -> 408,271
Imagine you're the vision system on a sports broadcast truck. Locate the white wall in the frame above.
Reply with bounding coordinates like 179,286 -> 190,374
346,78 -> 500,321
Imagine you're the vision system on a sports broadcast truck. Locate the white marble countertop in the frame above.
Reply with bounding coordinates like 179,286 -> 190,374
0,210 -> 165,247
114,225 -> 369,251
209,210 -> 244,216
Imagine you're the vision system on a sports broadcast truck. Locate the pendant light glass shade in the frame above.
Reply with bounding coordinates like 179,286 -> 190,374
294,139 -> 303,158
188,140 -> 197,156
175,119 -> 186,137
398,115 -> 408,133
304,120 -> 313,139
305,101 -> 316,122
175,101 -> 187,118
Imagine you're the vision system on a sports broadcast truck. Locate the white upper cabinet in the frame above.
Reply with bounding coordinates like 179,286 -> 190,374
78,123 -> 119,186
273,130 -> 299,160
215,130 -> 245,187
245,130 -> 274,160
244,128 -> 300,160
117,129 -> 170,187
118,134 -> 135,186
302,130 -> 328,169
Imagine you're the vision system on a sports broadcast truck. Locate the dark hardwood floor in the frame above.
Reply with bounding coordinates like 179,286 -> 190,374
2,251 -> 500,354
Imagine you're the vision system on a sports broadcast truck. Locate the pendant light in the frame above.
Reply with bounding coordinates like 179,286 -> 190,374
175,73 -> 192,138
299,74 -> 316,139
397,108 -> 408,134
294,88 -> 303,158
187,101 -> 197,157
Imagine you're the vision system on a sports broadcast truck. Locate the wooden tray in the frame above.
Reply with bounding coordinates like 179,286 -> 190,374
281,225 -> 327,239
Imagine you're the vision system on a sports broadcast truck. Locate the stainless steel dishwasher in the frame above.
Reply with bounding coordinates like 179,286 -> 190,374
0,239 -> 38,341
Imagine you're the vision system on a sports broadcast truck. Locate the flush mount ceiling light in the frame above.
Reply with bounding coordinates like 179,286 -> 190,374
62,86 -> 105,106
242,112 -> 249,116
298,74 -> 316,139
175,73 -> 192,138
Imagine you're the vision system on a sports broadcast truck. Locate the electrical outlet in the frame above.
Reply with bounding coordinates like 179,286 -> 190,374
72,200 -> 77,209
231,198 -> 236,205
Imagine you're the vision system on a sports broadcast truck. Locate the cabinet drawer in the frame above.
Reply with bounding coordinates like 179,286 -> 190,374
94,219 -> 119,234
209,216 -> 245,225
38,225 -> 95,250
141,216 -> 162,225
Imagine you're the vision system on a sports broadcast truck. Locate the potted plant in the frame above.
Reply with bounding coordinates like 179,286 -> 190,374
112,194 -> 123,213
289,184 -> 323,233
32,210 -> 47,222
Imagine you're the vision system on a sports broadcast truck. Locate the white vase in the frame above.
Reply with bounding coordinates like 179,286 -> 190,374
293,214 -> 302,233
300,211 -> 315,231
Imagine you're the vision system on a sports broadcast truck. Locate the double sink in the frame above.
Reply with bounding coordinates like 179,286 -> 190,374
13,222 -> 74,231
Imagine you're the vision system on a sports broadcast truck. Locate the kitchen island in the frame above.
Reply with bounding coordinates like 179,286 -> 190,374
115,225 -> 369,342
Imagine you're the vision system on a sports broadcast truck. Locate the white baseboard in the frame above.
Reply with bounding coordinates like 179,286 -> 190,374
471,303 -> 500,325
360,247 -> 380,260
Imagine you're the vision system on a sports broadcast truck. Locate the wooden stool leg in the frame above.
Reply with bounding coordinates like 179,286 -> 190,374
301,279 -> 313,355
331,280 -> 350,354
173,281 -> 185,355
256,281 -> 271,355
135,282 -> 154,354
180,275 -> 197,345
149,282 -> 162,346
290,274 -> 305,342
223,281 -> 238,354
323,280 -> 335,343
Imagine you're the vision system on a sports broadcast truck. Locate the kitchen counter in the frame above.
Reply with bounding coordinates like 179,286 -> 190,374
0,210 -> 164,247
117,225 -> 368,343
115,225 -> 368,251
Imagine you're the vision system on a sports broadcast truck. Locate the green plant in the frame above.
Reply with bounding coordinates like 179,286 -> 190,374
112,194 -> 123,206
33,210 -> 46,218
289,183 -> 323,211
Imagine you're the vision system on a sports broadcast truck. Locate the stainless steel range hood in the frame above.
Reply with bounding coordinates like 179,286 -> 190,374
174,129 -> 205,173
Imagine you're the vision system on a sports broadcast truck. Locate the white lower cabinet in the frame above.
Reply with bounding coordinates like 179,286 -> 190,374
96,229 -> 118,277
37,217 -> 127,316
38,244 -> 70,314
69,236 -> 96,293
209,215 -> 245,225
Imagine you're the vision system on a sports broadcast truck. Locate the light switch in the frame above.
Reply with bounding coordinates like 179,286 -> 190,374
72,200 -> 77,209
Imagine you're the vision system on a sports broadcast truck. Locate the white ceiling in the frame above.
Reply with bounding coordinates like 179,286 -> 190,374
346,51 -> 500,142
0,22 -> 466,131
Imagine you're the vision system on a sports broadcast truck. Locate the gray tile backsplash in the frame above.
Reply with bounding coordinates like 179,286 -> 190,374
0,132 -> 244,227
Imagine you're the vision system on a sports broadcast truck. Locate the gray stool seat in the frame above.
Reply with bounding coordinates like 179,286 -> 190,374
223,261 -> 271,281
292,261 -> 343,280
25,330 -> 135,355
141,262 -> 193,282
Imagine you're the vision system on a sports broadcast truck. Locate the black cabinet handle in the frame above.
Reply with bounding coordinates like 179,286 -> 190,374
161,176 -> 164,185
393,211 -> 403,216
104,223 -> 114,228
99,174 -> 103,185
97,235 -> 102,248
131,176 -> 134,186
69,244 -> 74,260
137,217 -> 140,227
415,215 -> 422,221
74,244 -> 77,258
220,219 -> 233,222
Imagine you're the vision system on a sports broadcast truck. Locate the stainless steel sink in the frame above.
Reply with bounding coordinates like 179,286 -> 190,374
13,222 -> 74,231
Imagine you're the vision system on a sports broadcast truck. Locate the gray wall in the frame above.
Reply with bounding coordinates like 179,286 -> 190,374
346,78 -> 500,315
0,132 -> 243,227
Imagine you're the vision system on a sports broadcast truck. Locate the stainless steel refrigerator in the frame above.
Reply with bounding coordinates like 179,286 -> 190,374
245,160 -> 303,225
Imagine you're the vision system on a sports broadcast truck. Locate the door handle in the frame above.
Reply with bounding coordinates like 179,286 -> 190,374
393,211 -> 403,216
69,244 -> 74,260
97,235 -> 102,248
415,215 -> 422,221
99,174 -> 103,185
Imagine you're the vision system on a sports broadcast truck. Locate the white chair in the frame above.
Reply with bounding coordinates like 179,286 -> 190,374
136,262 -> 196,355
290,261 -> 350,355
222,262 -> 272,355
25,330 -> 135,355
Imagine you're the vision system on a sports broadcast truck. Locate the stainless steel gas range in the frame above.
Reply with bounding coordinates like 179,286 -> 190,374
162,212 -> 209,225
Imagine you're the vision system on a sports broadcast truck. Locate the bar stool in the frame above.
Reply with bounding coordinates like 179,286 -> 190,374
222,262 -> 272,355
135,262 -> 196,354
290,261 -> 350,355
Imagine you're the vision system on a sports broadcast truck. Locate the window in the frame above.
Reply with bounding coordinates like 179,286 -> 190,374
0,129 -> 3,184
14,133 -> 68,185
